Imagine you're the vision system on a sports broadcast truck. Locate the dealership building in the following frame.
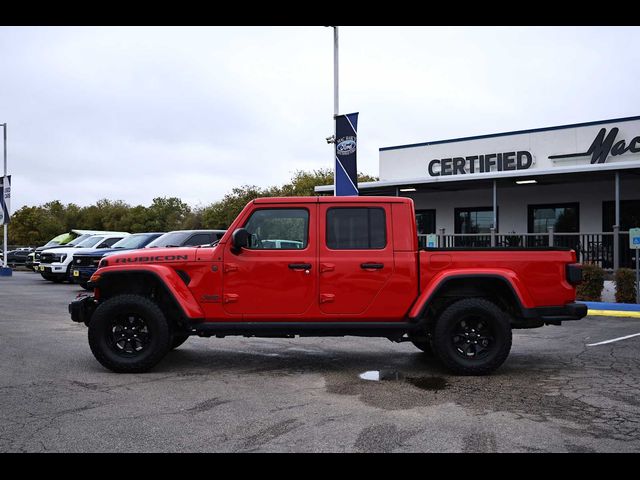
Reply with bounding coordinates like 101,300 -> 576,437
316,115 -> 640,269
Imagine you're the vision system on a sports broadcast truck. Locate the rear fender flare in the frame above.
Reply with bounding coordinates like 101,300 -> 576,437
409,269 -> 533,320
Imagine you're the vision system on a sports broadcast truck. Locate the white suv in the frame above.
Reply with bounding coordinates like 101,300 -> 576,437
38,233 -> 129,283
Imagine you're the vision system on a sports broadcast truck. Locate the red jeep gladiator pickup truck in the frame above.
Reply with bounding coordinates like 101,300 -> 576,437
69,196 -> 586,375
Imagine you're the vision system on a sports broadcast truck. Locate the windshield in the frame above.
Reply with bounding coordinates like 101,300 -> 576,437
67,234 -> 92,246
145,232 -> 191,248
75,236 -> 105,248
112,234 -> 159,249
43,233 -> 74,247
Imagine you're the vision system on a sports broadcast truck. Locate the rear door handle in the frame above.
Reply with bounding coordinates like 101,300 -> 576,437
289,263 -> 312,270
361,263 -> 384,269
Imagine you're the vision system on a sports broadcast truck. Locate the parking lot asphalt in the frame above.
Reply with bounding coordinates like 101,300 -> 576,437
1,271 -> 640,453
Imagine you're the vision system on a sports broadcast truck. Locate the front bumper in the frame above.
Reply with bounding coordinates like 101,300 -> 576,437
69,295 -> 98,326
38,263 -> 68,275
70,266 -> 96,283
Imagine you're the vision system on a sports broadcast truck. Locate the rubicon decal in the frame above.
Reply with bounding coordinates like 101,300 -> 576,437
114,255 -> 189,263
549,127 -> 640,164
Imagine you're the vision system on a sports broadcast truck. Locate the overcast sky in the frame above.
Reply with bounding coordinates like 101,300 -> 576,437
2,26 -> 640,210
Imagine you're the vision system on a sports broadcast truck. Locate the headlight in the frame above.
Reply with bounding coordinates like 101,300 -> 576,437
53,254 -> 67,263
98,259 -> 108,268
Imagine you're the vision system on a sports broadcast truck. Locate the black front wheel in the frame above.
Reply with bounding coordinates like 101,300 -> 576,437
432,298 -> 512,376
88,295 -> 171,373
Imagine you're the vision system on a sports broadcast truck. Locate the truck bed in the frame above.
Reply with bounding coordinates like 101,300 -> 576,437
418,248 -> 578,310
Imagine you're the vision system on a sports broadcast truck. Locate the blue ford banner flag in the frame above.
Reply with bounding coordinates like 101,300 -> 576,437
0,175 -> 10,225
335,112 -> 359,196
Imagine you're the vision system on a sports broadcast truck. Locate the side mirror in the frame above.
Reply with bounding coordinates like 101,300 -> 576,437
231,228 -> 250,253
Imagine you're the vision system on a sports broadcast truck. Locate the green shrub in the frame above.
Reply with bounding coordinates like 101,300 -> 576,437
614,268 -> 637,304
576,263 -> 605,302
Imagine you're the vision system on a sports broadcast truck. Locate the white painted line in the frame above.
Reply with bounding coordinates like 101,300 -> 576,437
586,333 -> 640,347
359,371 -> 380,381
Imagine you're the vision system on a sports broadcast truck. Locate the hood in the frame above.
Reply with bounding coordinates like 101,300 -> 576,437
36,244 -> 69,252
103,247 -> 200,266
42,246 -> 106,255
73,247 -> 133,258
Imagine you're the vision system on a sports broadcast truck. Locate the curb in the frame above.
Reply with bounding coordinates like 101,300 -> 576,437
579,301 -> 640,319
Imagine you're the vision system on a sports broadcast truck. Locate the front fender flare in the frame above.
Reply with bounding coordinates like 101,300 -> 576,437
92,264 -> 205,319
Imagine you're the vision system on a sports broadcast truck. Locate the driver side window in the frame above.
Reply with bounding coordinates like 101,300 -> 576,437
243,208 -> 309,250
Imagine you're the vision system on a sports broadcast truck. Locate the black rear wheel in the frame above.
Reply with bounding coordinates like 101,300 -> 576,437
432,298 -> 512,376
88,295 -> 171,373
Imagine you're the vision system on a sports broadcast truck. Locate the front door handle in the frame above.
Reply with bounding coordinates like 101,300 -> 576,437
289,263 -> 312,270
361,263 -> 384,269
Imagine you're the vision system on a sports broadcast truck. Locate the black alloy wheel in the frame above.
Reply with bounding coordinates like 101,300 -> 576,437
88,294 -> 171,373
451,316 -> 494,360
432,298 -> 512,376
108,313 -> 151,357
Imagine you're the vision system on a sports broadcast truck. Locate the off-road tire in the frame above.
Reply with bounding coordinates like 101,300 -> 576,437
171,333 -> 190,350
88,294 -> 171,373
432,298 -> 512,376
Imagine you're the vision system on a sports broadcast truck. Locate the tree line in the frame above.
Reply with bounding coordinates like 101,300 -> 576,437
8,169 -> 377,246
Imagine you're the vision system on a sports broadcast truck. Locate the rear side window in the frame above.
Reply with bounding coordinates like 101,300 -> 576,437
326,207 -> 386,249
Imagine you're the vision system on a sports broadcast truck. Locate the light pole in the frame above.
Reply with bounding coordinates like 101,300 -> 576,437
325,26 -> 339,195
1,122 -> 9,274
333,26 -> 339,120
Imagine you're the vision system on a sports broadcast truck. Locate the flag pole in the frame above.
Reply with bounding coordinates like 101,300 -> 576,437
1,123 -> 8,273
333,26 -> 338,195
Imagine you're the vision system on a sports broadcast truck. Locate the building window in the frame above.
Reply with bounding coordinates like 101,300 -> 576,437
527,203 -> 579,233
326,207 -> 386,249
602,200 -> 640,231
415,209 -> 436,235
455,207 -> 495,234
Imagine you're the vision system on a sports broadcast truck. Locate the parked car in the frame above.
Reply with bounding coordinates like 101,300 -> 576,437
5,248 -> 35,267
39,232 -> 129,283
70,233 -> 165,289
70,196 -> 586,375
32,230 -> 125,271
144,230 -> 226,249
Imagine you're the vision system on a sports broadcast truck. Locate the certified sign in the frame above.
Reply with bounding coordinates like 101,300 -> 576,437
630,228 -> 640,249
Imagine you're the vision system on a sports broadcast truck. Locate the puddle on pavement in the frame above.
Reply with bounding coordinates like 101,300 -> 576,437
405,376 -> 447,391
359,370 -> 447,391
